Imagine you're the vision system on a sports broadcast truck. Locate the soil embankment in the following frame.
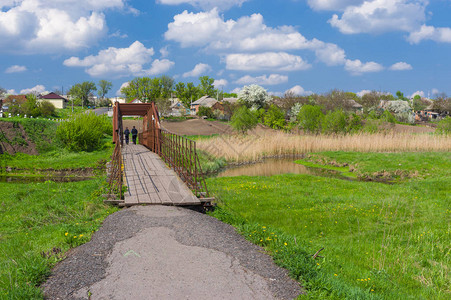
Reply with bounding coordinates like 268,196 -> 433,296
0,121 -> 38,155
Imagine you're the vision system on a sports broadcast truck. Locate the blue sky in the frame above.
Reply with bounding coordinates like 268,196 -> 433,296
1,0 -> 450,98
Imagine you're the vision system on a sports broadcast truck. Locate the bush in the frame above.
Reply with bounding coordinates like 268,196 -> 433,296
197,106 -> 215,119
347,113 -> 363,133
231,106 -> 258,134
56,112 -> 112,152
321,110 -> 348,134
380,110 -> 397,123
263,104 -> 286,129
297,105 -> 323,134
436,117 -> 451,135
38,101 -> 56,117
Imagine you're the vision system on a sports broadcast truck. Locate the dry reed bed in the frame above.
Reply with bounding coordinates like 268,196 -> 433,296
197,132 -> 451,162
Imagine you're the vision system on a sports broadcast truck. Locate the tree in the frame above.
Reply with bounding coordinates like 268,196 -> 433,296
412,95 -> 428,111
197,106 -> 215,119
263,104 -> 286,129
238,85 -> 272,109
198,76 -> 216,97
273,90 -> 309,114
98,80 -> 112,99
223,92 -> 238,98
160,75 -> 174,99
321,110 -> 348,135
69,81 -> 97,107
121,76 -> 175,102
230,106 -> 258,134
360,91 -> 381,113
396,91 -> 407,101
297,105 -> 324,134
23,94 -> 40,117
175,82 -> 199,108
432,94 -> 451,114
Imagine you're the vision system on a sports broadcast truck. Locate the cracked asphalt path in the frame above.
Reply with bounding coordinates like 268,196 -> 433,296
43,206 -> 302,299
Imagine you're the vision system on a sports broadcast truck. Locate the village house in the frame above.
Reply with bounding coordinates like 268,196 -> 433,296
190,95 -> 223,115
38,92 -> 68,109
345,99 -> 363,114
2,95 -> 27,111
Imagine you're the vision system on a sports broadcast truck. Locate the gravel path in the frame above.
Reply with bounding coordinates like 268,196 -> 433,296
43,206 -> 302,299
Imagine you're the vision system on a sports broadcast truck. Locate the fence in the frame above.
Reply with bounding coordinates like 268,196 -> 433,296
139,129 -> 209,198
108,132 -> 123,198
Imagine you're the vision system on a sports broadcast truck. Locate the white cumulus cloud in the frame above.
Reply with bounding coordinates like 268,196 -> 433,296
213,79 -> 228,88
345,59 -> 384,75
226,52 -> 311,71
165,9 -> 382,74
286,85 -> 313,96
307,0 -> 365,11
357,89 -> 372,97
0,0 -> 127,53
235,74 -> 288,86
182,63 -> 212,78
389,62 -> 412,71
156,0 -> 249,10
116,82 -> 129,96
407,25 -> 451,44
5,65 -> 27,73
410,91 -> 425,98
165,9 -> 313,51
328,0 -> 426,34
63,41 -> 174,77
20,84 -> 46,95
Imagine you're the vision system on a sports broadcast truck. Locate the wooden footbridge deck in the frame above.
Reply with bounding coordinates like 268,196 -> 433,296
122,144 -> 202,206
107,102 -> 211,207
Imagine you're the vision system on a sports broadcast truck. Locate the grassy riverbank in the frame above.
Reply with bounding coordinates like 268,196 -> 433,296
207,151 -> 451,299
0,179 -> 117,298
0,116 -> 116,298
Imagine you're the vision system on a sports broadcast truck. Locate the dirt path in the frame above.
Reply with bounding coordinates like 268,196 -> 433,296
43,206 -> 302,299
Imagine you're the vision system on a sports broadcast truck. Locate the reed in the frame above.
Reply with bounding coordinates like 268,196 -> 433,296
197,132 -> 451,162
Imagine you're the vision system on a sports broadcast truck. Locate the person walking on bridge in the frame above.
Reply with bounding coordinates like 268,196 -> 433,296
124,127 -> 130,145
131,126 -> 138,144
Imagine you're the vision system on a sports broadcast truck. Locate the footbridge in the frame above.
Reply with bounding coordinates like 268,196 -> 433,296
107,102 -> 212,207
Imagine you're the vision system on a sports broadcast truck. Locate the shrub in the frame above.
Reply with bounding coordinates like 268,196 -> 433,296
38,101 -> 56,117
347,113 -> 363,133
297,105 -> 323,134
263,104 -> 286,129
197,106 -> 215,119
56,112 -> 112,152
231,106 -> 258,134
380,110 -> 397,124
436,117 -> 451,135
321,110 -> 348,134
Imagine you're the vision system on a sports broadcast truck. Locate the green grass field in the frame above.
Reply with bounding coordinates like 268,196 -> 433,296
0,117 -> 117,298
207,151 -> 451,299
0,179 -> 117,298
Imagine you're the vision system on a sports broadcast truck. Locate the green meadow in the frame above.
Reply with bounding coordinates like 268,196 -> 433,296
207,151 -> 451,299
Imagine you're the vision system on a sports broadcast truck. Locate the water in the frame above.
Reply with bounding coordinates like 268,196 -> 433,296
0,175 -> 94,183
216,158 -> 348,179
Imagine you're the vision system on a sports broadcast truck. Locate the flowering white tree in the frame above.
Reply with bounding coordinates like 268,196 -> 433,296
289,102 -> 303,122
238,84 -> 272,109
387,100 -> 415,124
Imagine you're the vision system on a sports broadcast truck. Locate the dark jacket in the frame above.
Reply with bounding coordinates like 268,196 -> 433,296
124,129 -> 130,136
131,128 -> 138,136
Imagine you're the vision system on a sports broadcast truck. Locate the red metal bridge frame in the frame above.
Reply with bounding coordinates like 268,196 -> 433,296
111,102 -> 209,199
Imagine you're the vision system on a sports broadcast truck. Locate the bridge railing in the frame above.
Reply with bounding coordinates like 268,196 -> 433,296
139,129 -> 209,198
108,133 -> 123,199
